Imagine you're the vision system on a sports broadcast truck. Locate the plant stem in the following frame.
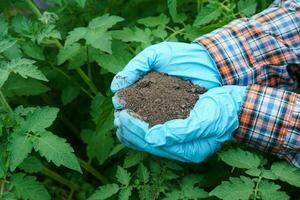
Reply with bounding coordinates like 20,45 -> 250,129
78,159 -> 109,184
0,90 -> 12,112
41,168 -> 79,190
166,28 -> 185,41
86,46 -> 92,81
25,0 -> 42,18
76,68 -> 99,95
253,175 -> 262,200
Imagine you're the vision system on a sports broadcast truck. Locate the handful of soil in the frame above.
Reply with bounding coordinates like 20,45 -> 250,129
117,72 -> 207,127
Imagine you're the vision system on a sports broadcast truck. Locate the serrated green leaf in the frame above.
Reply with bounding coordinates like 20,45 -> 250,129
210,176 -> 255,200
183,187 -> 208,199
123,151 -> 146,168
11,173 -> 50,200
116,166 -> 131,186
218,148 -> 261,169
94,41 -> 132,74
238,0 -> 257,17
111,27 -> 153,45
36,25 -> 61,44
0,67 -> 10,87
22,42 -> 45,61
245,168 -> 261,177
33,131 -> 81,172
88,184 -> 119,200
65,27 -> 88,46
75,0 -> 86,8
82,129 -> 114,164
5,58 -> 48,82
8,132 -> 33,171
57,43 -> 81,65
11,15 -> 31,34
0,18 -> 8,37
0,39 -> 16,54
19,156 -> 45,173
88,15 -> 124,30
85,30 -> 112,53
137,164 -> 149,183
61,85 -> 80,105
119,187 -> 132,200
271,162 -> 300,187
181,174 -> 204,189
194,3 -> 221,26
138,14 -> 170,27
2,75 -> 49,97
2,43 -> 22,60
21,106 -> 59,132
259,180 -> 289,200
152,26 -> 168,40
109,144 -> 125,157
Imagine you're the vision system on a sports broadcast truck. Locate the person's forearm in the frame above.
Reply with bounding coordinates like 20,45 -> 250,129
234,84 -> 300,168
195,0 -> 300,90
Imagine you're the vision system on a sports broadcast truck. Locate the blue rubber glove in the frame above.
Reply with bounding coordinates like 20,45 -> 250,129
111,42 -> 222,93
114,86 -> 247,163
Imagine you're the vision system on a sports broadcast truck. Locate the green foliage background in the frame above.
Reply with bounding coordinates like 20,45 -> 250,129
0,0 -> 299,199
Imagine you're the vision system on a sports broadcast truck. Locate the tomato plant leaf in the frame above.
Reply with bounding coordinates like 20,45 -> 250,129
138,14 -> 170,27
116,166 -> 131,186
88,184 -> 119,200
11,173 -> 50,200
218,148 -> 261,169
238,0 -> 257,17
259,180 -> 289,200
57,43 -> 81,65
271,162 -> 300,187
194,3 -> 221,26
33,131 -> 81,172
210,176 -> 255,200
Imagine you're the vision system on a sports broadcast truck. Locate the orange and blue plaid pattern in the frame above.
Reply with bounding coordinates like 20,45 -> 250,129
234,85 -> 300,168
196,0 -> 300,91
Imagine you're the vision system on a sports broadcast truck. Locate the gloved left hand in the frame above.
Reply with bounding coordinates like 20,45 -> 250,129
114,85 -> 247,163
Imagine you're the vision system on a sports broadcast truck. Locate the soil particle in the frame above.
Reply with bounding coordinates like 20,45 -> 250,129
117,71 -> 207,127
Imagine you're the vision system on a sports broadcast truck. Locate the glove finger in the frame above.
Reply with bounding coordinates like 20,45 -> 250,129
110,46 -> 157,93
117,122 -> 188,162
112,94 -> 126,110
162,138 -> 222,163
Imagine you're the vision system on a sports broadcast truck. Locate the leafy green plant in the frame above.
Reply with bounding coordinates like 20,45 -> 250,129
0,0 -> 299,199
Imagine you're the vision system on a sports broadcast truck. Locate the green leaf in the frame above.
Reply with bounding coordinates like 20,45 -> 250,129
238,0 -> 257,17
19,156 -> 45,173
88,184 -> 119,200
11,15 -> 31,34
2,75 -> 50,97
88,15 -> 124,30
82,129 -> 114,164
85,30 -> 112,53
5,58 -> 48,81
90,94 -> 114,132
123,151 -> 146,168
111,27 -> 153,45
116,166 -> 131,186
183,187 -> 208,199
75,0 -> 86,8
8,132 -> 33,171
21,107 -> 59,132
65,27 -> 88,46
33,131 -> 81,172
0,39 -> 17,54
119,187 -> 132,200
22,42 -> 45,61
152,26 -> 168,40
218,148 -> 261,169
194,3 -> 221,26
0,67 -> 10,87
11,173 -> 50,200
271,162 -> 300,187
167,0 -> 177,22
61,85 -> 80,105
137,163 -> 149,183
95,41 -> 132,74
57,43 -> 81,65
259,180 -> 289,200
210,176 -> 255,200
138,14 -> 170,27
0,18 -> 8,37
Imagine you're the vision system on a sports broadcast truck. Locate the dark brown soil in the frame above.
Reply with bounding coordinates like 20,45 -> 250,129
117,72 -> 207,127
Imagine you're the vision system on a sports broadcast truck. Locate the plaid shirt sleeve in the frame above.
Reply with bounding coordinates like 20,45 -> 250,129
195,0 -> 300,91
234,84 -> 300,168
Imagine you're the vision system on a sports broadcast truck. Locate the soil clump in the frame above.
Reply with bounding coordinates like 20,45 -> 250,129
118,71 -> 207,127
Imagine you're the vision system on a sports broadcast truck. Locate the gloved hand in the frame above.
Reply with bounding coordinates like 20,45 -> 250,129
113,85 -> 247,163
111,42 -> 222,93
111,41 -> 245,163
